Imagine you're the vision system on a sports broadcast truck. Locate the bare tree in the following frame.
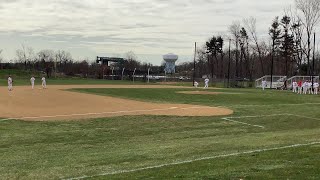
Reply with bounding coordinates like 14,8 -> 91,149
38,49 -> 55,78
229,21 -> 241,78
296,0 -> 320,75
244,17 -> 265,75
56,50 -> 72,75
124,51 -> 141,71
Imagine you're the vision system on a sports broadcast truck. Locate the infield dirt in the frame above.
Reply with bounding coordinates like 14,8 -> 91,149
0,85 -> 233,121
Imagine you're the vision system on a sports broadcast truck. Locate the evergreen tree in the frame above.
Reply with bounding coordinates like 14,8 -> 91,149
269,17 -> 282,88
280,16 -> 295,76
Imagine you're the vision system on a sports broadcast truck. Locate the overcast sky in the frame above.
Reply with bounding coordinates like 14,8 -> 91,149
0,0 -> 299,65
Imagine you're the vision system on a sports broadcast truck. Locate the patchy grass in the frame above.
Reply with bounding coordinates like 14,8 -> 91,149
1,87 -> 320,179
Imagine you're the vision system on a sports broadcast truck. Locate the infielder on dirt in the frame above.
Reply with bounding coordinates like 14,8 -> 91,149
41,76 -> 47,89
8,75 -> 13,91
30,76 -> 35,89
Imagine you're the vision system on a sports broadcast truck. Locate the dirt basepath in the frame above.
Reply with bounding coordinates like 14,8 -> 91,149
0,85 -> 233,121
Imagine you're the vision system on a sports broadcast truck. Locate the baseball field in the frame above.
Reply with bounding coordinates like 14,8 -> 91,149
1,79 -> 320,179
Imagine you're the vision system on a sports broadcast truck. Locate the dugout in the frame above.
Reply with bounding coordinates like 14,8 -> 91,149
96,56 -> 126,79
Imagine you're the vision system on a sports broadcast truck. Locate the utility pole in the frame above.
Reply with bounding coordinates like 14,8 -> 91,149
193,42 -> 197,86
133,68 -> 136,83
228,39 -> 231,88
270,39 -> 275,89
122,68 -> 125,80
147,68 -> 150,83
312,32 -> 316,88
112,67 -> 114,80
54,56 -> 57,78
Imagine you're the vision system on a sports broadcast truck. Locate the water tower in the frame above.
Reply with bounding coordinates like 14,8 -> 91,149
163,53 -> 178,74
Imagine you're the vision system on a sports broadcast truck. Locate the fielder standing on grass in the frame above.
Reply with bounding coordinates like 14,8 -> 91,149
298,80 -> 303,94
307,80 -> 313,94
262,79 -> 267,91
303,81 -> 308,94
30,76 -> 35,89
8,75 -> 13,91
41,76 -> 47,89
292,80 -> 298,93
314,81 -> 319,95
204,77 -> 209,89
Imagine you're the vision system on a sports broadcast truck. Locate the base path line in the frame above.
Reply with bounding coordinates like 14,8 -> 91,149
221,118 -> 265,128
225,114 -> 289,119
63,142 -> 320,180
1,107 -> 184,120
288,114 -> 320,121
221,114 -> 291,129
230,103 -> 320,108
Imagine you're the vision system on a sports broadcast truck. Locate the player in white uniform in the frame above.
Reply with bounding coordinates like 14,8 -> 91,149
30,76 -> 35,89
303,81 -> 308,94
261,79 -> 267,91
314,82 -> 319,95
8,76 -> 13,91
41,76 -> 47,89
194,81 -> 199,88
292,80 -> 298,93
204,77 -> 209,89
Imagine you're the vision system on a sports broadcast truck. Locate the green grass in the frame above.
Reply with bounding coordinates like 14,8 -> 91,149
0,69 -> 40,78
1,87 -> 320,179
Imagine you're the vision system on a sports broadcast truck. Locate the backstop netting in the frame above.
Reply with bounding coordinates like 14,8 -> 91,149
287,76 -> 320,89
255,75 -> 287,89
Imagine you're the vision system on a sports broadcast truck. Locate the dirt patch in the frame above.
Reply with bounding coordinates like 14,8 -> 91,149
0,85 -> 233,121
157,82 -> 179,85
177,91 -> 242,95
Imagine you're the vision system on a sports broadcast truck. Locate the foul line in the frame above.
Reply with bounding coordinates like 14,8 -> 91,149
221,117 -> 265,128
0,107 -> 182,120
0,106 -> 219,121
63,141 -> 320,180
287,114 -> 320,121
221,114 -> 290,129
230,103 -> 320,108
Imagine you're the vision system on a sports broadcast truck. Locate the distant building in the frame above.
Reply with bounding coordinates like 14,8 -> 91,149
163,53 -> 178,74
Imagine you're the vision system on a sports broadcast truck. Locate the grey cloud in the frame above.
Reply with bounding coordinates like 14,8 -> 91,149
0,0 -> 316,65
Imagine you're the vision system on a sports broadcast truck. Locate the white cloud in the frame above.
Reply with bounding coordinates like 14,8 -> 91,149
0,0 -> 313,65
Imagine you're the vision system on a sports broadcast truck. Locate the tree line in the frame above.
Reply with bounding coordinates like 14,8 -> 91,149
189,0 -> 320,82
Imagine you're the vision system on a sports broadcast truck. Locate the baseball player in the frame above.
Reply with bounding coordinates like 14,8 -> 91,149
314,81 -> 319,95
303,81 -> 308,94
30,76 -> 35,89
261,79 -> 267,91
298,80 -> 303,94
292,80 -> 298,93
194,81 -> 199,88
204,77 -> 209,89
307,81 -> 313,94
8,76 -> 13,91
41,76 -> 47,89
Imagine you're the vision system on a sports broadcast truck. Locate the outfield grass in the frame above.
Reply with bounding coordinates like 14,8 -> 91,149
1,88 -> 320,179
